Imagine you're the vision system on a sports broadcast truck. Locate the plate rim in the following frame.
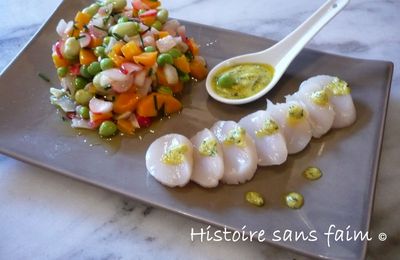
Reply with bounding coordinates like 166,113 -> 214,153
0,0 -> 395,259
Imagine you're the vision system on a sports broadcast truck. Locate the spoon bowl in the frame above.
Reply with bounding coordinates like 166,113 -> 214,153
206,0 -> 350,105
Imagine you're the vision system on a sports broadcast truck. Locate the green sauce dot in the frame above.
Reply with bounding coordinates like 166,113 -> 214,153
245,191 -> 265,207
285,192 -> 304,209
302,167 -> 322,180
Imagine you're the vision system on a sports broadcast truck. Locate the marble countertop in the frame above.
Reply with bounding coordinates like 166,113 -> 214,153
0,0 -> 399,259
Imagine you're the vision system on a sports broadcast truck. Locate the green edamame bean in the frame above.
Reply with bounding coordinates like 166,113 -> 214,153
179,73 -> 190,83
75,89 -> 93,106
74,76 -> 88,90
157,86 -> 173,95
151,20 -> 163,31
138,9 -> 146,16
100,58 -> 115,70
82,3 -> 100,17
157,53 -> 173,66
118,16 -> 129,24
87,61 -> 102,76
99,120 -> 118,137
104,0 -> 127,12
111,22 -> 139,38
92,73 -> 102,89
57,67 -> 68,77
144,46 -> 156,52
168,48 -> 181,58
103,36 -> 111,46
217,72 -> 236,88
94,46 -> 106,58
63,37 -> 81,59
80,65 -> 92,79
157,9 -> 169,24
78,106 -> 90,119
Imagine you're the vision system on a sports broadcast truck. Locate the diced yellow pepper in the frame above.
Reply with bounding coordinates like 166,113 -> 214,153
174,55 -> 191,74
121,41 -> 143,61
133,52 -> 157,67
74,11 -> 91,30
158,31 -> 170,39
79,49 -> 97,65
52,53 -> 70,68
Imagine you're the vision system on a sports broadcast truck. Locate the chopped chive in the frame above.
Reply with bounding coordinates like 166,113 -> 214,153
93,25 -> 108,32
103,15 -> 111,26
38,73 -> 51,83
139,33 -> 144,49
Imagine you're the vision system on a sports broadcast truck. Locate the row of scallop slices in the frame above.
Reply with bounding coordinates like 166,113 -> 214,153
145,75 -> 356,188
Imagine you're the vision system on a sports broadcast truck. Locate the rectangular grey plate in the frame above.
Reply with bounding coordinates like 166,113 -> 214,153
0,1 -> 393,259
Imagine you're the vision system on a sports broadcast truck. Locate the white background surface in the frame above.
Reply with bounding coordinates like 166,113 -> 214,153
0,0 -> 399,259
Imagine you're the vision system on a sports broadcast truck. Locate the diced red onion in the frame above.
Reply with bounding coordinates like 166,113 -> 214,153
121,62 -> 143,75
105,36 -> 118,53
71,118 -> 94,129
139,23 -> 149,33
129,114 -> 140,128
88,24 -> 108,39
98,4 -> 113,16
102,68 -> 129,81
139,9 -> 157,18
89,97 -> 113,114
54,41 -> 64,59
137,77 -> 152,97
132,0 -> 149,10
56,19 -> 67,37
100,69 -> 134,93
78,32 -> 91,48
134,70 -> 147,88
60,75 -> 73,92
156,35 -> 177,53
162,19 -> 180,36
116,111 -> 132,120
143,35 -> 155,47
163,64 -> 179,85
177,25 -> 186,39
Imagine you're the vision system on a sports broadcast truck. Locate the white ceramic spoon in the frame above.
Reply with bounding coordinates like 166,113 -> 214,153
205,0 -> 350,105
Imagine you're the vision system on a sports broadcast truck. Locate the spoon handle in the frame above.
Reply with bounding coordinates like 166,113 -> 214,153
267,0 -> 349,67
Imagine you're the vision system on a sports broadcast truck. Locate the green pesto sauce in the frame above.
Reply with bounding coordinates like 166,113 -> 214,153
326,77 -> 351,96
212,63 -> 274,99
161,144 -> 188,165
199,138 -> 218,157
224,127 -> 246,147
311,89 -> 329,106
255,118 -> 279,137
287,104 -> 304,123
